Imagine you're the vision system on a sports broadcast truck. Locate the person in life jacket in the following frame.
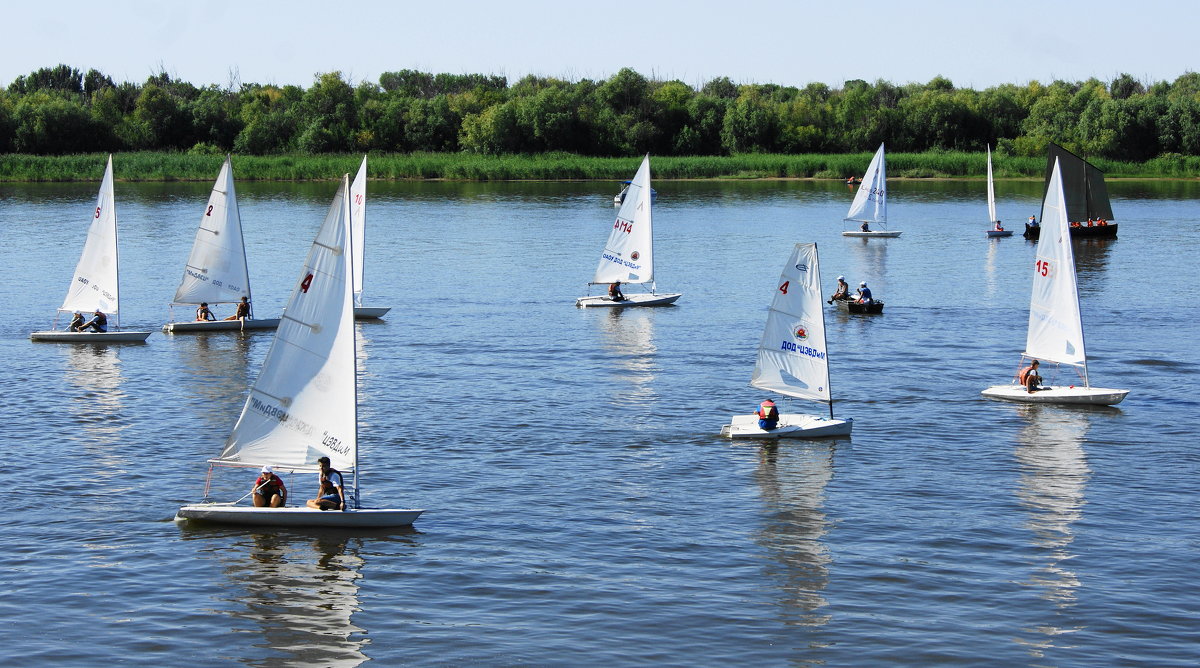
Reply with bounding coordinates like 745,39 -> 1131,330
252,465 -> 287,507
82,310 -> 108,332
195,302 -> 216,321
994,220 -> 1004,231
608,281 -> 625,301
756,399 -> 780,430
1018,359 -> 1042,393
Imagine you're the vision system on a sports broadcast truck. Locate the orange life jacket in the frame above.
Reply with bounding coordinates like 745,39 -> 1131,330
757,400 -> 778,421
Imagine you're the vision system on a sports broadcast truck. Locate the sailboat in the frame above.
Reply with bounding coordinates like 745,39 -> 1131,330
162,156 -> 280,333
721,243 -> 853,439
1024,143 -> 1117,240
576,155 -> 681,307
176,174 -> 424,527
981,158 -> 1129,406
842,143 -> 900,238
349,156 -> 391,319
984,145 -> 1013,237
30,156 -> 152,343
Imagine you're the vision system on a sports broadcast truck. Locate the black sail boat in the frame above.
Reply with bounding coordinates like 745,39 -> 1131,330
1025,143 -> 1117,239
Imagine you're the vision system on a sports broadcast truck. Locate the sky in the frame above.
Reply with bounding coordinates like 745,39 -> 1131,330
2,0 -> 1195,92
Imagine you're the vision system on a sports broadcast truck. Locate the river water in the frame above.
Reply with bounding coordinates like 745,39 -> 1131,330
0,176 -> 1196,666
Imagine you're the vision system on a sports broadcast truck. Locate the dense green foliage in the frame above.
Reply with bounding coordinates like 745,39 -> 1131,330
3,65 -> 1200,162
4,150 -> 1199,182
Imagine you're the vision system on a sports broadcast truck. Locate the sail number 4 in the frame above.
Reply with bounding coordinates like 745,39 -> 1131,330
300,273 -> 314,293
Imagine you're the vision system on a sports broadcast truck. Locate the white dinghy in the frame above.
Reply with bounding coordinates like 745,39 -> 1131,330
722,243 -> 852,439
163,156 -> 280,333
981,159 -> 1128,406
349,156 -> 391,319
31,156 -> 151,343
842,143 -> 901,238
576,155 -> 681,307
984,145 -> 1013,238
177,174 -> 423,528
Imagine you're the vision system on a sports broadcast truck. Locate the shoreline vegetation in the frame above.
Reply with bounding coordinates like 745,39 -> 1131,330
3,151 -> 1200,182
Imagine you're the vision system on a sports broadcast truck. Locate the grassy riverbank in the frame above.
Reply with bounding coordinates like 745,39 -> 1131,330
2,151 -> 1199,182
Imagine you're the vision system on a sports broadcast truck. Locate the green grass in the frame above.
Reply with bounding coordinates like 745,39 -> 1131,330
2,151 -> 1199,182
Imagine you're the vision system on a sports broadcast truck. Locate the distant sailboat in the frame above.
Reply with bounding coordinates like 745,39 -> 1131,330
349,156 -> 391,319
176,174 -> 424,527
1024,143 -> 1117,240
30,155 -> 151,343
985,145 -> 1012,237
842,143 -> 900,238
981,158 -> 1129,406
722,243 -> 852,439
576,154 -> 681,307
163,156 -> 280,333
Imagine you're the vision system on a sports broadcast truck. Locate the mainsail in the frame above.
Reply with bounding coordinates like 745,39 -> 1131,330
593,154 -> 654,285
349,156 -> 367,307
216,176 -> 357,471
1042,143 -> 1114,223
750,243 -> 832,404
986,144 -> 997,224
1025,158 -> 1087,369
172,156 -> 252,306
844,143 -> 887,225
60,155 -> 120,317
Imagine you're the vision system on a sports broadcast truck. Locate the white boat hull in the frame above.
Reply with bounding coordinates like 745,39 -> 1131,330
175,504 -> 424,527
842,231 -> 902,238
576,293 -> 681,308
981,384 -> 1129,406
354,306 -> 391,319
163,318 -> 281,333
986,230 -> 1014,238
30,330 -> 151,343
721,413 -> 853,439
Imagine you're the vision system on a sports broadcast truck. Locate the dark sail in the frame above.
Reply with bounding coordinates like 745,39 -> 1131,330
1042,143 -> 1115,222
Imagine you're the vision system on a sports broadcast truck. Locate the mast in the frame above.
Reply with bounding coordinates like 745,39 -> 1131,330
816,242 -> 834,419
232,155 -> 254,316
111,155 -> 121,330
344,173 -> 361,508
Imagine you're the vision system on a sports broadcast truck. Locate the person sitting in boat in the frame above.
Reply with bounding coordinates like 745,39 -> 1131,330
860,221 -> 870,232
67,311 -> 85,332
306,456 -> 345,511
608,281 -> 625,302
855,282 -> 873,304
82,309 -> 108,333
756,399 -> 780,430
994,220 -> 1004,231
252,465 -> 287,508
1028,215 -> 1038,228
224,296 -> 251,321
1018,360 -> 1042,393
828,275 -> 850,304
195,302 -> 216,321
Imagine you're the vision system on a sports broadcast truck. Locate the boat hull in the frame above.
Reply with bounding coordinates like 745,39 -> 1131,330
837,300 -> 884,314
986,230 -> 1014,238
576,293 -> 682,308
175,504 -> 424,527
354,306 -> 391,319
721,413 -> 852,439
981,384 -> 1129,406
163,318 -> 281,333
1024,223 -> 1117,240
842,231 -> 902,238
30,330 -> 151,343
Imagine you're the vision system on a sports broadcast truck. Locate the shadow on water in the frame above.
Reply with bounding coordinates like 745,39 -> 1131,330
752,440 -> 841,629
1010,404 -> 1091,659
178,525 -> 421,667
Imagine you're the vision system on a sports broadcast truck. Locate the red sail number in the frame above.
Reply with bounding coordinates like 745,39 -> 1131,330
1036,260 -> 1050,277
779,281 -> 789,294
300,273 -> 314,293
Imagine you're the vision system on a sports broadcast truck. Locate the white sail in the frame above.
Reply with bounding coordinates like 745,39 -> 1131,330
986,144 -> 997,224
750,243 -> 832,404
349,156 -> 367,307
172,156 -> 252,306
216,176 -> 356,472
592,154 -> 654,285
844,143 -> 886,225
1025,159 -> 1086,368
60,155 -> 120,316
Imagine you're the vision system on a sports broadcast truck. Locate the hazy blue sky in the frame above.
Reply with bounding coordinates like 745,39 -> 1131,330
3,0 -> 1194,90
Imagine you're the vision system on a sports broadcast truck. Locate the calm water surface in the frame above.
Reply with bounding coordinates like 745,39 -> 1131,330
0,177 -> 1197,666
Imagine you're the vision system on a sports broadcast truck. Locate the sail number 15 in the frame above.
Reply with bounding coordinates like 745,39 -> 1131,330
1035,260 -> 1051,277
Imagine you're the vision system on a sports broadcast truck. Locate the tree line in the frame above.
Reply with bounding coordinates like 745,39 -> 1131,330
2,64 -> 1198,161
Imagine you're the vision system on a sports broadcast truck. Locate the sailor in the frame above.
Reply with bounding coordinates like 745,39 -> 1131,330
856,282 -> 873,304
306,456 -> 346,511
756,399 -> 779,430
67,311 -> 85,332
608,281 -> 625,302
1018,360 -> 1042,393
860,221 -> 870,232
82,310 -> 108,332
828,276 -> 849,304
994,220 -> 1004,231
1028,215 -> 1038,227
196,302 -> 216,321
252,465 -> 287,507
224,296 -> 251,320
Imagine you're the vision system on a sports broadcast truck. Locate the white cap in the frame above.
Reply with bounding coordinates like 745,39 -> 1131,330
837,275 -> 845,280
261,465 -> 273,474
860,282 -> 867,287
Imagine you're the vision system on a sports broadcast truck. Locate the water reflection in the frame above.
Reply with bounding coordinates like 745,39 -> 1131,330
844,237 -> 889,297
595,309 -> 659,410
64,344 -> 127,439
984,236 -> 1000,299
752,442 -> 837,627
1071,238 -> 1115,283
1012,405 -> 1090,656
177,333 -> 253,422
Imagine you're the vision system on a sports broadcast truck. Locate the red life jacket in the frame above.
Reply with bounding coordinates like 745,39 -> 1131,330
757,400 -> 779,421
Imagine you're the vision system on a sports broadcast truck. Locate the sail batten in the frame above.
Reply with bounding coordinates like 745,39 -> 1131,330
592,155 -> 655,285
172,156 -> 253,306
